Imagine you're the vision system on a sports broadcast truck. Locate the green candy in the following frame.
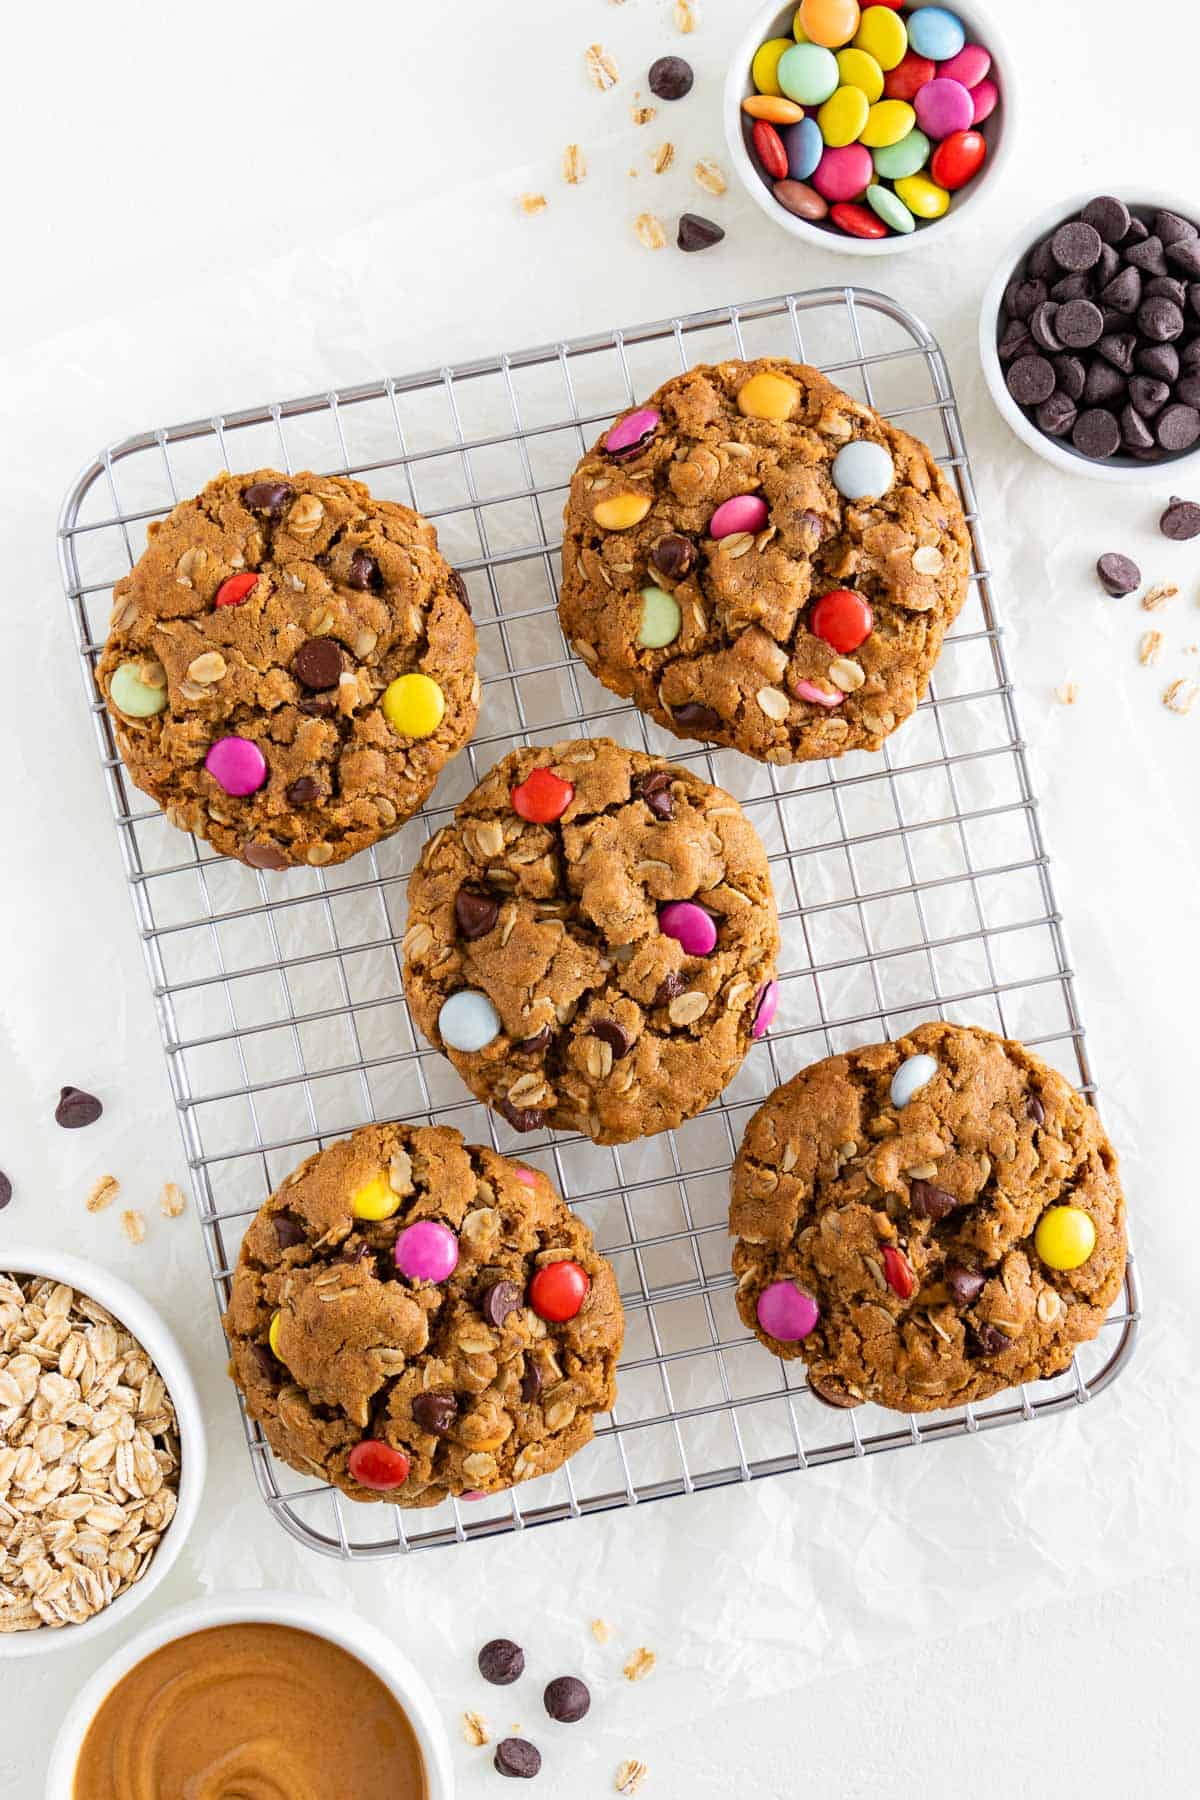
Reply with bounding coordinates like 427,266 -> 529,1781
871,128 -> 931,182
110,659 -> 167,718
637,586 -> 682,649
867,183 -> 915,235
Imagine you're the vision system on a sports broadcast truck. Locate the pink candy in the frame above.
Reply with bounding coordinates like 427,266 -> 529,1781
938,43 -> 991,89
792,679 -> 843,709
204,736 -> 268,796
515,1168 -> 537,1187
756,1280 -> 819,1342
709,494 -> 769,539
811,143 -> 872,204
751,979 -> 779,1040
659,901 -> 718,956
394,1219 -> 459,1283
914,77 -> 974,139
605,406 -> 661,458
970,78 -> 999,125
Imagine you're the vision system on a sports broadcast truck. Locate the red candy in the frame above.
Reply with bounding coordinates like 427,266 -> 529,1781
510,767 -> 574,824
751,119 -> 789,181
528,1260 -> 590,1323
930,129 -> 988,192
348,1439 -> 411,1490
810,589 -> 873,653
830,203 -> 887,239
884,51 -> 936,102
882,1246 -> 915,1301
215,573 -> 259,608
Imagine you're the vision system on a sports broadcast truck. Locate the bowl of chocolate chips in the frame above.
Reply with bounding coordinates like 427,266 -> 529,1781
981,190 -> 1200,483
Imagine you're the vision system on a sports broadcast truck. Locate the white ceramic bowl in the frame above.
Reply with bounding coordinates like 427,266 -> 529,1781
45,1590 -> 455,1798
0,1243 -> 205,1660
724,0 -> 1014,256
980,188 -> 1200,485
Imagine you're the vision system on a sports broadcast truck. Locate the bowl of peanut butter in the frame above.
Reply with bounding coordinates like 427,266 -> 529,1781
46,1590 -> 454,1799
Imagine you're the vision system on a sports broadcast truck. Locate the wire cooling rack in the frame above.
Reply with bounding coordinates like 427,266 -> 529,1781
58,287 -> 1140,1560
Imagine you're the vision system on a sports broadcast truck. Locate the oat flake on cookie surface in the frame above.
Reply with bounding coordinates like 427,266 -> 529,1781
559,359 -> 971,761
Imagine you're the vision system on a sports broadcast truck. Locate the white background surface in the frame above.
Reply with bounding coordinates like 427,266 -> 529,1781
3,0 -> 1200,1792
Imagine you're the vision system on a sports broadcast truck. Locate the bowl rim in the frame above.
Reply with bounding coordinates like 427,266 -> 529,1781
723,0 -> 1016,258
979,185 -> 1200,485
44,1589 -> 456,1799
0,1242 -> 206,1660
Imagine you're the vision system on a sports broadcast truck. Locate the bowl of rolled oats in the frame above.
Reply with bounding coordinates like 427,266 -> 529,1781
0,1245 -> 205,1656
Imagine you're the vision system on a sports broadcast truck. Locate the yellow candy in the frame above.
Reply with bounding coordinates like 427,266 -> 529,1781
752,36 -> 794,96
593,492 -> 653,531
737,372 -> 800,422
853,4 -> 908,70
268,1312 -> 283,1359
798,0 -> 861,49
1034,1206 -> 1097,1272
742,93 -> 807,124
894,173 -> 950,219
817,84 -> 870,147
859,98 -> 916,148
382,672 -> 445,738
792,9 -> 810,41
352,1173 -> 401,1220
835,46 -> 883,102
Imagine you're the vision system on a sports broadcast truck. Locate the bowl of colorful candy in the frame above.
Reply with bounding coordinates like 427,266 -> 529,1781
725,1 -> 1011,253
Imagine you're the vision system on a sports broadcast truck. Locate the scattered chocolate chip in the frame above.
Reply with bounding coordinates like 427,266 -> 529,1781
807,1375 -> 862,1409
1072,407 -> 1121,459
0,1171 -> 12,1210
653,972 -> 686,1007
494,1737 -> 542,1780
1128,375 -> 1170,417
678,212 -> 725,253
967,1320 -> 1013,1357
1096,553 -> 1141,598
293,637 -> 344,690
636,768 -> 674,820
1099,266 -> 1141,314
411,1390 -> 458,1435
648,54 -> 694,100
347,548 -> 380,591
273,1212 -> 306,1250
1160,496 -> 1200,541
455,885 -> 500,940
498,1099 -> 546,1134
909,1179 -> 958,1221
478,1640 -> 526,1687
1052,220 -> 1102,271
1082,195 -> 1130,244
480,1281 -> 523,1328
514,1026 -> 554,1056
1157,402 -> 1200,451
520,1361 -> 543,1403
285,775 -> 320,807
1138,296 -> 1184,344
945,1263 -> 986,1307
244,841 -> 290,870
590,1018 -> 632,1058
1055,298 -> 1104,349
671,701 -> 722,735
1026,1094 -> 1046,1124
449,568 -> 472,615
55,1086 -> 102,1129
1035,392 -> 1077,438
1053,354 -> 1086,401
1005,354 -> 1056,405
544,1676 -> 590,1723
1138,342 -> 1179,382
242,479 -> 293,516
297,695 -> 336,717
1155,209 -> 1198,247
1166,236 -> 1200,278
1083,358 -> 1127,406
649,533 -> 696,580
1126,234 -> 1168,276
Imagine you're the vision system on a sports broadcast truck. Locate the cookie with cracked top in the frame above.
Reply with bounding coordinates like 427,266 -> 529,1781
558,360 -> 971,762
98,469 -> 478,868
730,1022 -> 1127,1411
402,738 -> 779,1145
225,1121 -> 623,1504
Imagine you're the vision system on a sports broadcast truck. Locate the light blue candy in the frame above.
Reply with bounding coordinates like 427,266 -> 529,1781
776,43 -> 839,107
831,440 -> 895,503
907,6 -> 966,62
867,183 -> 915,234
438,990 -> 501,1053
781,117 -> 823,183
889,1054 -> 939,1109
872,128 -> 931,182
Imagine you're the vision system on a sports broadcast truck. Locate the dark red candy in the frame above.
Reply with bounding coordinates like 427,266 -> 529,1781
528,1260 -> 589,1322
347,1439 -> 410,1490
881,1245 -> 915,1300
884,50 -> 935,102
752,120 -> 788,181
930,129 -> 987,192
830,202 -> 888,240
215,573 -> 259,608
511,767 -> 574,824
809,588 -> 873,653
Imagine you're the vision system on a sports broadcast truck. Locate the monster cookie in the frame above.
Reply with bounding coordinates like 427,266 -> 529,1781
559,359 -> 971,760
98,470 -> 479,868
225,1122 -> 623,1504
402,738 -> 779,1144
730,1023 -> 1126,1410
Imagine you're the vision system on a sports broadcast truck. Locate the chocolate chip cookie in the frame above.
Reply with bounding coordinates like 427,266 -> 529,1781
559,359 -> 971,760
402,738 -> 779,1145
98,470 -> 479,868
225,1122 -> 623,1505
730,1023 -> 1126,1411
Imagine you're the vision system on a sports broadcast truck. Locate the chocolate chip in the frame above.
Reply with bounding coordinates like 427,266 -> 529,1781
1029,302 -> 1064,354
1138,296 -> 1185,343
1145,275 -> 1187,309
0,1171 -> 12,1210
1129,375 -> 1170,417
1026,1094 -> 1046,1124
636,767 -> 674,820
967,1321 -> 1013,1358
1160,497 -> 1200,541
478,1640 -> 525,1686
244,841 -> 290,870
455,885 -> 500,940
411,1390 -> 458,1435
1137,343 -> 1179,382
498,1099 -> 546,1134
678,213 -> 725,253
55,1086 -> 102,1129
998,318 -> 1034,363
648,54 -> 694,99
1072,407 -> 1121,459
514,1026 -> 553,1056
1126,234 -> 1168,276
297,695 -> 336,717
797,509 -> 825,543
653,972 -> 686,1007
1005,354 -> 1056,405
1183,339 -> 1200,371
1053,354 -> 1086,401
543,1677 -> 590,1723
273,1211 -> 306,1249
945,1263 -> 986,1307
1050,273 -> 1089,304
1096,243 -> 1121,286
293,637 -> 344,690
347,548 -> 380,591
1052,220 -> 1102,271
285,775 -> 320,807
494,1737 -> 542,1779
1083,359 -> 1126,406
1035,393 -> 1077,438
480,1281 -> 523,1327
1082,195 -> 1131,244
1155,209 -> 1198,248
1166,237 -> 1200,278
1125,215 -> 1150,244
520,1361 -> 543,1403
1097,331 -> 1137,373
1096,553 -> 1140,597
1029,236 -> 1059,280
1055,299 -> 1104,349
1006,277 -> 1047,320
242,479 -> 293,516
807,1375 -> 861,1409
649,533 -> 696,580
449,568 -> 472,615
671,701 -> 722,735
909,1179 -> 958,1221
1178,376 -> 1200,409
1157,402 -> 1200,451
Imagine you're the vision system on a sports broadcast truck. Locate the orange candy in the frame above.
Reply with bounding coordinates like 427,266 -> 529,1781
797,0 -> 861,49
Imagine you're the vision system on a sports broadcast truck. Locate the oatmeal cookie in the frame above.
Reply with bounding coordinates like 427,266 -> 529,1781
402,737 -> 779,1144
98,470 -> 478,867
730,1023 -> 1126,1410
225,1122 -> 623,1505
559,359 -> 971,760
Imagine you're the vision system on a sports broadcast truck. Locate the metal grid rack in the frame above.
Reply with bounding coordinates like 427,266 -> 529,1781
58,287 -> 1140,1560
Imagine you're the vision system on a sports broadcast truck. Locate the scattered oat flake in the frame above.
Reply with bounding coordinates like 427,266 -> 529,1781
1163,677 -> 1199,715
694,158 -> 727,196
1138,630 -> 1164,667
587,44 -> 619,90
616,1760 -> 649,1794
1054,681 -> 1079,706
635,213 -> 667,250
624,1646 -> 656,1681
675,0 -> 697,31
631,105 -> 657,126
120,1209 -> 146,1246
562,144 -> 587,185
1141,582 -> 1179,612
462,1712 -> 490,1747
591,1617 -> 613,1644
159,1181 -> 186,1219
652,141 -> 675,174
86,1173 -> 119,1214
519,193 -> 548,216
